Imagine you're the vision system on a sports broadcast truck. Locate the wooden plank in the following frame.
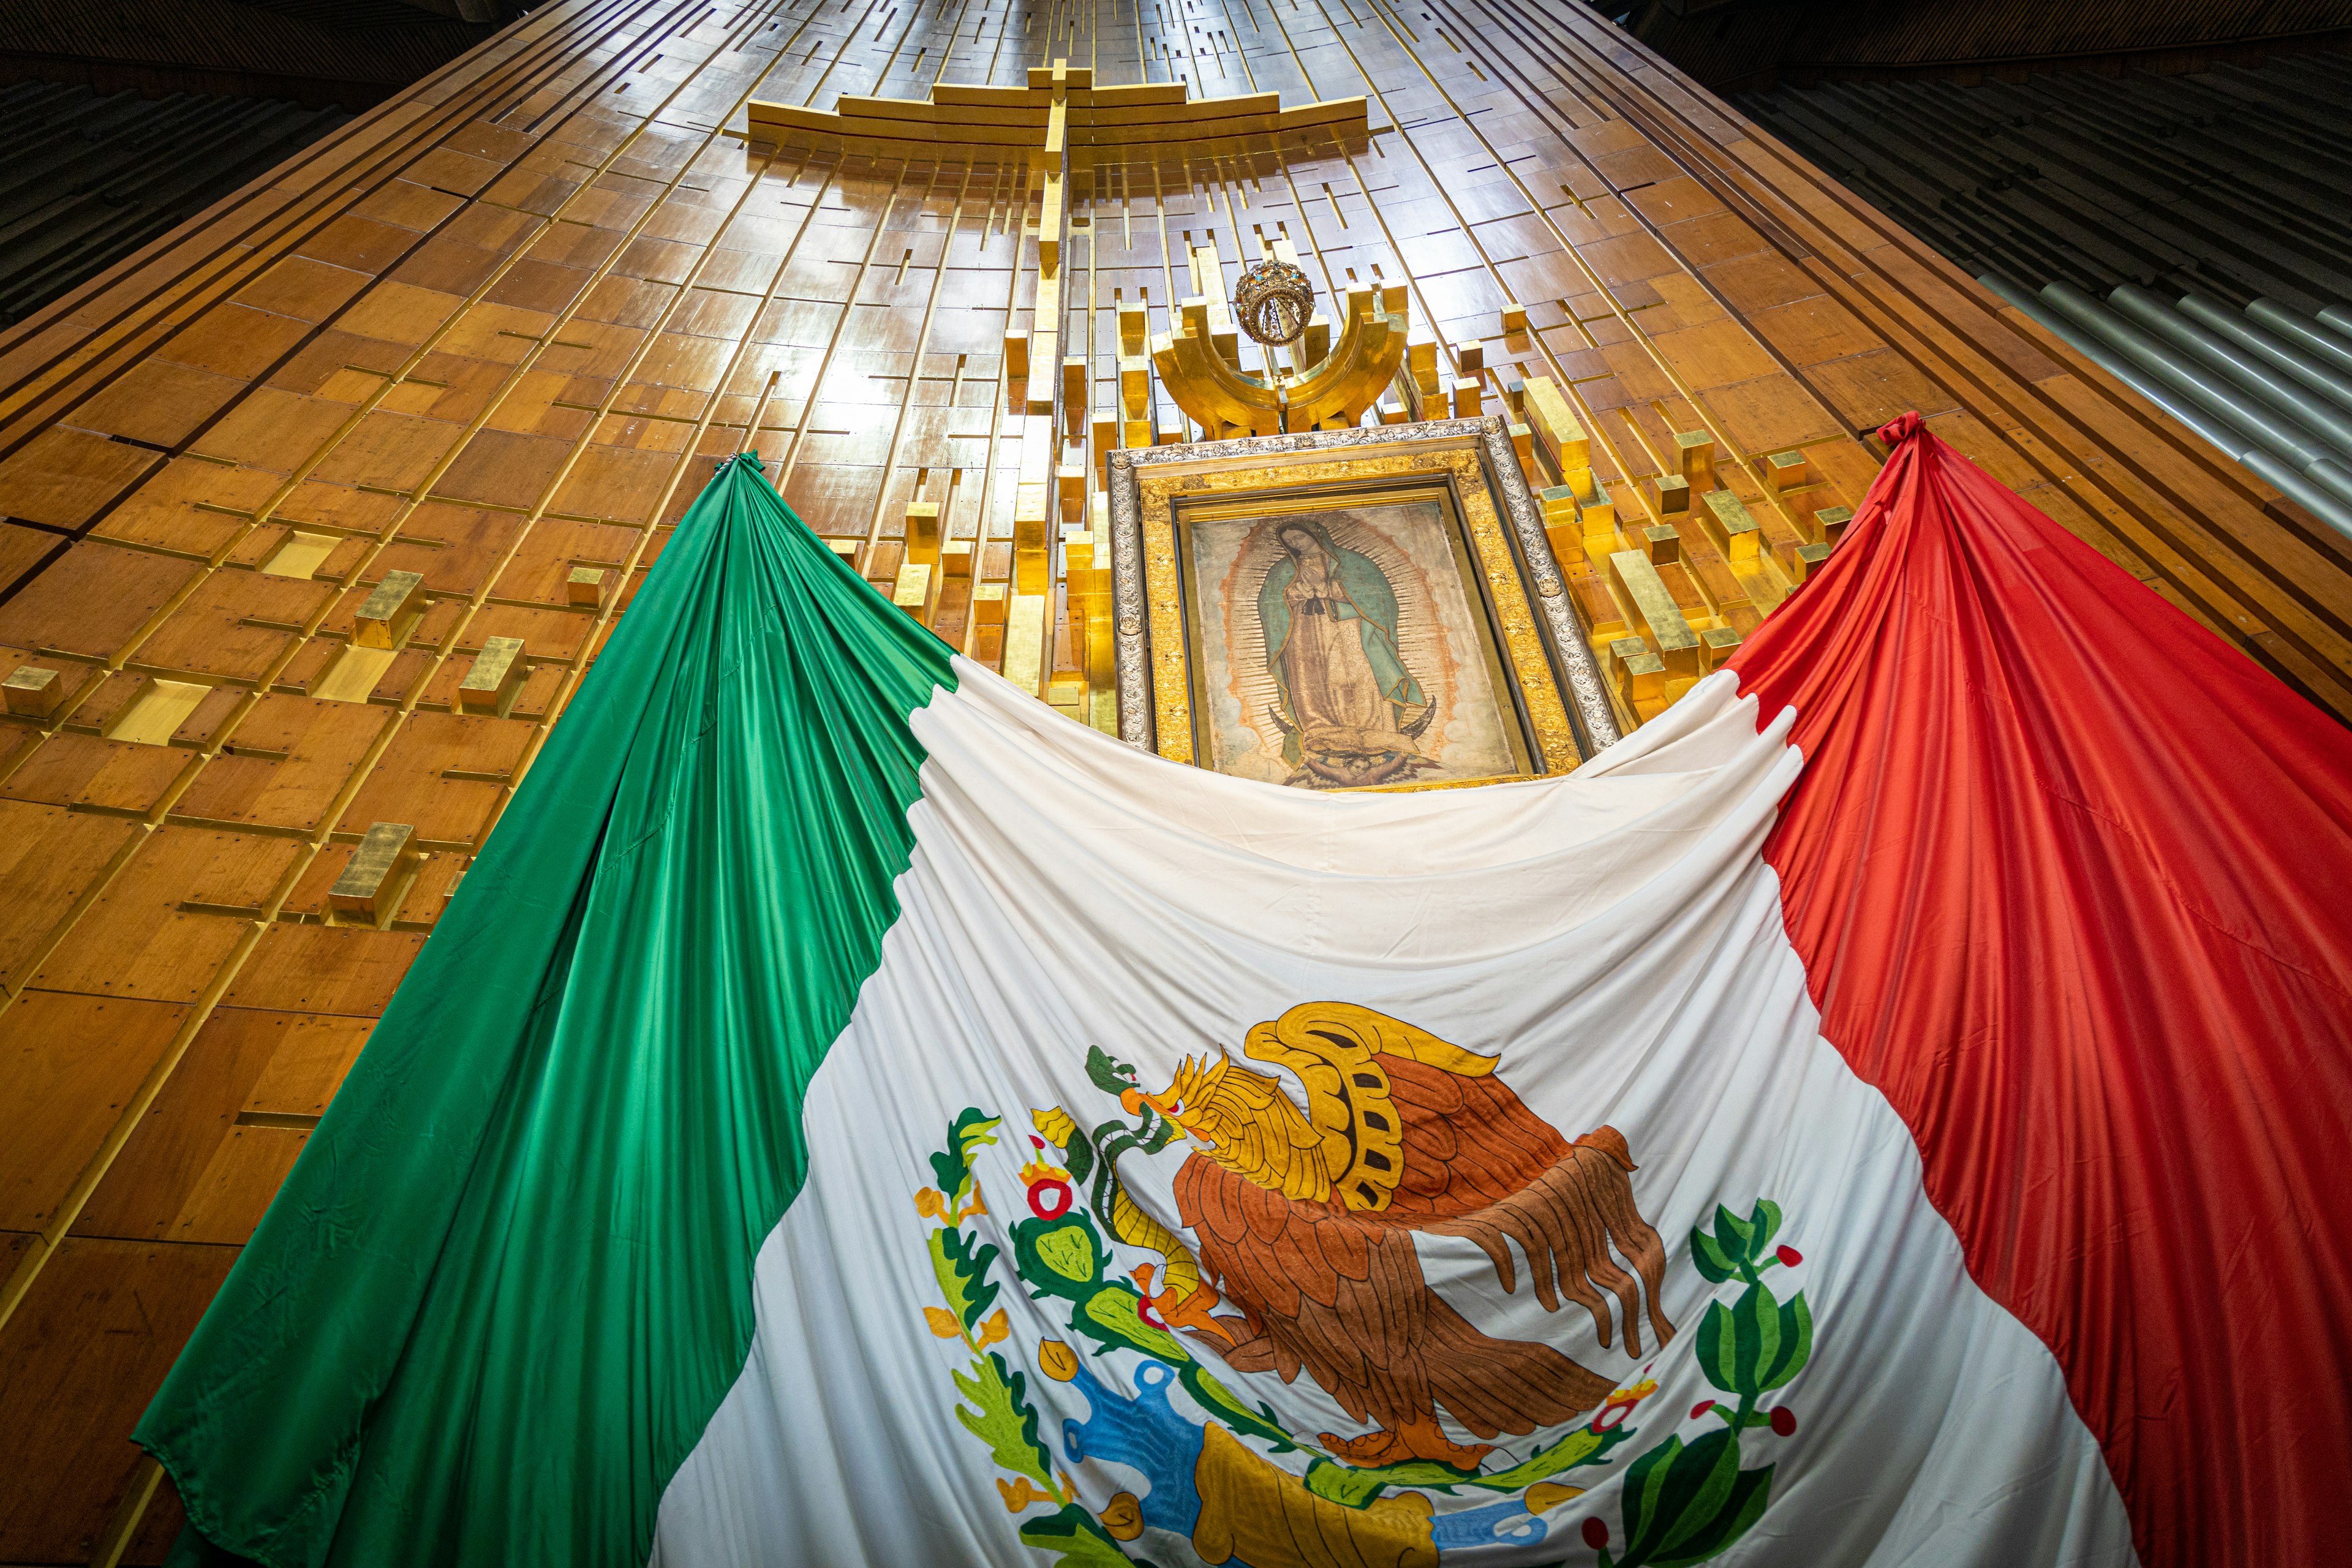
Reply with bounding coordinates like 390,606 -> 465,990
73,1008 -> 325,1246
31,827 -> 297,1004
0,994 -> 189,1233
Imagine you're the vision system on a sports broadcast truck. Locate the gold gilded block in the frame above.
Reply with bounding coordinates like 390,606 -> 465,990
3,665 -> 63,718
1815,505 -> 1855,545
1502,375 -> 1526,416
1699,489 -> 1762,562
1790,541 -> 1834,582
971,581 -> 1009,626
1699,625 -> 1743,671
1118,356 -> 1151,420
330,822 -> 418,922
1013,482 -> 1052,595
1123,417 -> 1153,448
457,636 -> 527,715
1608,549 -> 1702,679
826,538 -> 861,567
1540,485 -> 1580,567
1378,393 -> 1408,425
1578,477 -> 1616,519
903,501 -> 942,567
355,570 -> 426,649
1655,474 -> 1691,514
1038,175 -> 1066,270
1005,329 -> 1031,379
1643,524 -> 1681,565
1508,421 -> 1534,464
1521,377 -> 1589,479
892,562 -> 933,622
1091,413 -> 1117,473
1117,301 -> 1149,356
1578,481 -> 1619,549
1057,464 -> 1086,523
1449,377 -> 1482,418
1380,281 -> 1408,314
1003,592 -> 1049,695
1675,430 -> 1715,489
1155,419 -> 1186,446
1454,338 -> 1484,375
941,540 -> 974,578
1061,355 -> 1087,412
1501,302 -> 1527,334
1610,636 -> 1665,711
566,566 -> 608,608
1765,450 -> 1810,492
1407,337 -> 1439,393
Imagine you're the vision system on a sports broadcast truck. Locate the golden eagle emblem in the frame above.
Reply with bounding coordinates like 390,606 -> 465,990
1099,1002 -> 1675,1472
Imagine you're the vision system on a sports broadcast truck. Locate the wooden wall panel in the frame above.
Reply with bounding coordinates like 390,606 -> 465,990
0,0 -> 2343,1558
0,1238 -> 236,1566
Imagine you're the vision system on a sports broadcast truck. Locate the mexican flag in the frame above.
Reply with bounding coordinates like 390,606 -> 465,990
139,418 -> 2352,1568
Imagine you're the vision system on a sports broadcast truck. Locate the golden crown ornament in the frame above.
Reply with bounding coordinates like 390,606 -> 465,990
1233,258 -> 1316,348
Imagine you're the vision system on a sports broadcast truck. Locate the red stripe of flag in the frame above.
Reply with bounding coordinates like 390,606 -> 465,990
1731,414 -> 2352,1566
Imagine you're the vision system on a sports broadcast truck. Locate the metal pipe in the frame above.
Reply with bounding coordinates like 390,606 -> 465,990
2309,457 -> 2352,511
1978,277 -> 2352,540
2024,284 -> 2352,541
2321,303 -> 2352,340
1977,274 -> 2248,453
2175,293 -> 2352,418
2240,450 -> 2352,543
2041,282 -> 2343,470
2109,285 -> 2352,458
2248,298 -> 2352,379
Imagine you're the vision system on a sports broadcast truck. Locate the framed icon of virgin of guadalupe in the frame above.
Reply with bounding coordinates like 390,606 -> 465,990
1106,416 -> 1618,791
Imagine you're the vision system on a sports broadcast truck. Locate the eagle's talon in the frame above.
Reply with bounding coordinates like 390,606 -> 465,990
1317,1419 -> 1491,1471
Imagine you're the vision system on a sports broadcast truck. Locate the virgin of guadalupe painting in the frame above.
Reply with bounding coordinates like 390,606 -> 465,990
1185,497 -> 1528,790
1259,519 -> 1433,786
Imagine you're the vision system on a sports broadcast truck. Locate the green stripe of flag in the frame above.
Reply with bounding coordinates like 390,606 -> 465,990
138,454 -> 957,1568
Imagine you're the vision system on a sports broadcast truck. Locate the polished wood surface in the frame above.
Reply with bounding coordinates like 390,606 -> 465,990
0,0 -> 2344,1558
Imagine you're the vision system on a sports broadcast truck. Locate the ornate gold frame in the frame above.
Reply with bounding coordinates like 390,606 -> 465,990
1107,418 -> 1618,789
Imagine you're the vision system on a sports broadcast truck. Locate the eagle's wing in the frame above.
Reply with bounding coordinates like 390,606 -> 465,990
1389,1060 -> 1675,1358
1175,1154 -> 1616,1442
1240,1001 -> 1499,1213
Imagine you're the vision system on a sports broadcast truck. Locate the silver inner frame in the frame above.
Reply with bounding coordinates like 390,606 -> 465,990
1107,415 -> 1619,764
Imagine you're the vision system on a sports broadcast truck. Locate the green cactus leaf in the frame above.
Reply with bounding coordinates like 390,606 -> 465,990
1712,1204 -> 1755,1264
1614,1427 -> 1777,1568
1011,1215 -> 1110,1301
1654,1457 -> 1774,1567
1695,1299 -> 1740,1394
1731,1282 -> 1783,1395
1757,1290 -> 1813,1392
1656,1427 -> 1743,1558
1081,1284 -> 1188,1362
1690,1227 -> 1738,1284
1619,1430 -> 1683,1551
1745,1200 -> 1782,1258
